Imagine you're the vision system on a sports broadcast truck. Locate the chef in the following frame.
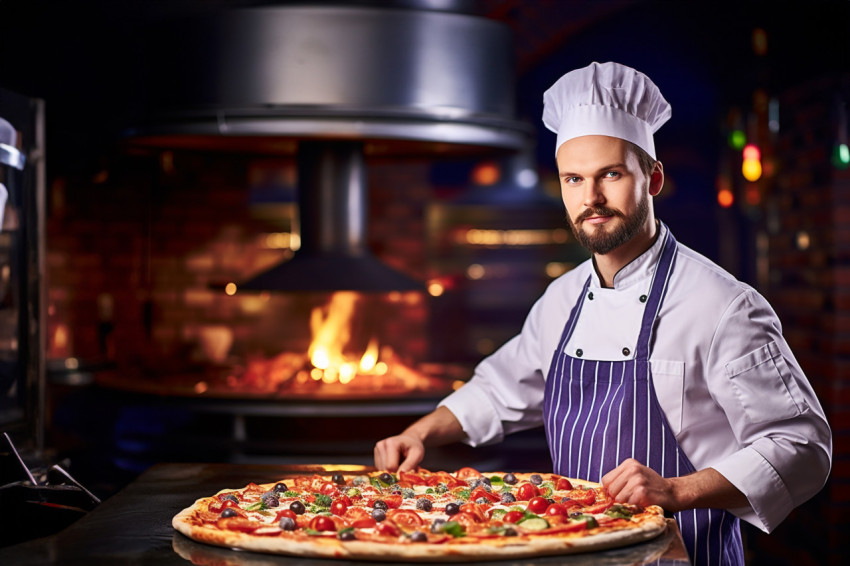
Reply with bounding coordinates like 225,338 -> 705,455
375,62 -> 832,565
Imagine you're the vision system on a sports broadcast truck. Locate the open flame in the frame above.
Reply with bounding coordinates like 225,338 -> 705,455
226,291 -> 453,399
307,292 -> 389,384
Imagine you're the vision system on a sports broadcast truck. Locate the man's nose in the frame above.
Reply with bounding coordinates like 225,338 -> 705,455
583,181 -> 604,207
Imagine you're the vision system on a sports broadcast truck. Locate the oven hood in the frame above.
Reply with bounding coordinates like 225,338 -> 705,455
125,2 -> 532,292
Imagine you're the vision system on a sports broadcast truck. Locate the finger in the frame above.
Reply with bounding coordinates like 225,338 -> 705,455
374,439 -> 400,471
397,444 -> 424,473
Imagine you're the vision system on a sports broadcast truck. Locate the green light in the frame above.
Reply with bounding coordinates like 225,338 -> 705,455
729,130 -> 746,150
833,143 -> 850,169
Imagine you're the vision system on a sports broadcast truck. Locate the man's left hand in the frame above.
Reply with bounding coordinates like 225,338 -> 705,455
601,458 -> 680,511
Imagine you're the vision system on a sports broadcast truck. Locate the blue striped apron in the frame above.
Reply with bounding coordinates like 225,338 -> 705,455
542,229 -> 744,566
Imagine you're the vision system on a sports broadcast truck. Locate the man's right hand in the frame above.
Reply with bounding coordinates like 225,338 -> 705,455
372,406 -> 466,472
374,434 -> 425,472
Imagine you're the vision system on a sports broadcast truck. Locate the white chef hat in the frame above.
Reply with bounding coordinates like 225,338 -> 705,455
542,61 -> 671,160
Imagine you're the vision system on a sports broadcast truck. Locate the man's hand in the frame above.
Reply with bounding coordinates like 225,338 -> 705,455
374,434 -> 425,472
601,458 -> 679,510
602,458 -> 749,513
373,406 -> 466,472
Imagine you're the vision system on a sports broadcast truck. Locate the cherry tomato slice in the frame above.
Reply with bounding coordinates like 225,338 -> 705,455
452,511 -> 483,528
343,507 -> 377,528
382,495 -> 403,509
565,489 -> 596,506
309,515 -> 338,532
320,482 -> 340,496
515,483 -> 539,501
470,487 -> 501,503
275,509 -> 297,522
544,503 -> 568,517
502,510 -> 525,524
555,477 -> 574,491
375,521 -> 401,537
454,467 -> 481,479
330,499 -> 349,516
386,509 -> 425,531
527,496 -> 550,514
399,471 -> 427,486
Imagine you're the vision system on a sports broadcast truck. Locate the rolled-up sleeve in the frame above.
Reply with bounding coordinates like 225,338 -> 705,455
706,290 -> 832,532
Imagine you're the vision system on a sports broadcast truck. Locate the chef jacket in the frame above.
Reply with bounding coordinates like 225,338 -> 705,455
440,222 -> 832,533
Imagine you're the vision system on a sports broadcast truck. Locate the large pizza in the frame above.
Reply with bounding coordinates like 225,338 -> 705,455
172,467 -> 668,561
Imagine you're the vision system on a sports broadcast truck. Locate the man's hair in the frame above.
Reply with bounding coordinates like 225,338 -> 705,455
626,141 -> 657,179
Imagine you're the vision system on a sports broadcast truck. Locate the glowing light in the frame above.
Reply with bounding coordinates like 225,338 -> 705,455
311,346 -> 330,369
796,231 -> 811,250
742,160 -> 762,182
428,282 -> 445,296
194,381 -> 209,394
718,189 -> 735,208
742,144 -> 762,182
742,144 -> 761,161
472,161 -> 500,186
516,168 -> 538,188
545,262 -> 570,278
728,130 -> 747,150
225,283 -> 237,295
467,264 -> 485,280
840,144 -> 850,164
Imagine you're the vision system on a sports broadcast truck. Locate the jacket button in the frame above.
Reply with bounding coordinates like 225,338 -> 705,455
576,349 -> 583,357
622,347 -> 631,356
639,295 -> 647,303
588,292 -> 594,300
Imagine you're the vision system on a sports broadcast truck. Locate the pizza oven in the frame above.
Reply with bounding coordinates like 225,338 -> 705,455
42,1 -> 557,477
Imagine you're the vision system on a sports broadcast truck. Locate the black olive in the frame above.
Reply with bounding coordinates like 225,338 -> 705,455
289,501 -> 306,515
475,497 -> 489,505
273,482 -> 288,493
279,516 -> 296,531
430,518 -> 446,533
530,474 -> 543,485
503,473 -> 517,485
221,508 -> 238,518
373,500 -> 388,511
372,508 -> 387,522
262,494 -> 280,508
338,530 -> 356,541
222,494 -> 239,503
379,472 -> 393,484
409,530 -> 427,542
479,477 -> 491,487
503,527 -> 518,537
416,498 -> 433,512
445,502 -> 460,516
332,473 -> 345,485
500,493 -> 516,504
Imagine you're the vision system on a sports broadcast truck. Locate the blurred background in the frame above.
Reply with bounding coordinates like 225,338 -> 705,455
0,0 -> 848,563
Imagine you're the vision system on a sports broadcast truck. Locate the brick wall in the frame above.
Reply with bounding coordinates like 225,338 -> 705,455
46,151 -> 430,372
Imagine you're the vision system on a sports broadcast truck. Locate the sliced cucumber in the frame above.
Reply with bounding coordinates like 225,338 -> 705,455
517,517 -> 550,531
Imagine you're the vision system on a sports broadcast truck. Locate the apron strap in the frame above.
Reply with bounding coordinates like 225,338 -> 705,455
635,226 -> 678,361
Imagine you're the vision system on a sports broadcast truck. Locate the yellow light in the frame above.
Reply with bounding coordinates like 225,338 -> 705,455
225,283 -> 237,295
742,159 -> 762,182
428,282 -> 445,296
310,368 -> 324,381
311,346 -> 330,369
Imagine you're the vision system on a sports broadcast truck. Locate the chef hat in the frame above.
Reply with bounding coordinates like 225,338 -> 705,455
542,61 -> 671,160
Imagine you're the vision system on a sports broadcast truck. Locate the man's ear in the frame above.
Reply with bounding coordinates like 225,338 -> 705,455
648,161 -> 664,197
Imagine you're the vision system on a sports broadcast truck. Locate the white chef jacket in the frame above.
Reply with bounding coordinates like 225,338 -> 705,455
440,222 -> 832,533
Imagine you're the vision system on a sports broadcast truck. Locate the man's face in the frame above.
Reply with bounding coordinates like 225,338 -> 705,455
556,135 -> 652,255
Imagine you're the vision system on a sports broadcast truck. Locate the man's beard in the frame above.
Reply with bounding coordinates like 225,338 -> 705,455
567,191 -> 650,255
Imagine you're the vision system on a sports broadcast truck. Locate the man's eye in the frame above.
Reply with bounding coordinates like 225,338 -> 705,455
604,171 -> 621,179
563,176 -> 581,184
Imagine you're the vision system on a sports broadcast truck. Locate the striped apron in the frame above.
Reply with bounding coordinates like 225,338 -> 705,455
542,229 -> 744,566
